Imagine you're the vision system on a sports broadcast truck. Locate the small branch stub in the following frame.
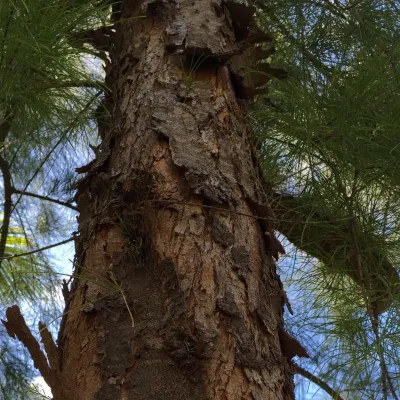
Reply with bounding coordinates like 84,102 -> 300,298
2,305 -> 63,398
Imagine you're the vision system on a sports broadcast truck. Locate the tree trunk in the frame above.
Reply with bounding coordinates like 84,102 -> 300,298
58,1 -> 296,398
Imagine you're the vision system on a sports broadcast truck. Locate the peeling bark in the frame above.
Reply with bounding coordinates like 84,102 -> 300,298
56,1 -> 297,398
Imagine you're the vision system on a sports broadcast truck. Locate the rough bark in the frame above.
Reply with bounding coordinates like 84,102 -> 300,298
57,1 -> 299,398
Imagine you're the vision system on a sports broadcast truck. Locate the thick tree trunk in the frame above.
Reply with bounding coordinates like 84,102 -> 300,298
58,1 -> 296,398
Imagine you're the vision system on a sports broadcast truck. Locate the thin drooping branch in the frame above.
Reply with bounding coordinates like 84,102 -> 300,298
293,363 -> 345,400
11,136 -> 67,215
366,302 -> 399,400
370,315 -> 390,399
383,355 -> 400,400
0,236 -> 75,261
0,8 -> 14,70
12,187 -> 78,211
11,92 -> 101,215
253,1 -> 334,76
0,109 -> 12,142
346,197 -> 392,399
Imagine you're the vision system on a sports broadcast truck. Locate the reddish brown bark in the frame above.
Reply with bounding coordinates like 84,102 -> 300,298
56,1 -> 298,398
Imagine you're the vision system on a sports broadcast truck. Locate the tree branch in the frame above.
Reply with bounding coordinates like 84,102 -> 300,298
293,363 -> 345,400
12,188 -> 78,211
0,109 -> 15,266
2,305 -> 52,385
368,310 -> 399,400
270,191 -> 399,315
0,237 -> 76,260
0,108 -> 13,142
1,305 -> 61,394
0,155 -> 12,263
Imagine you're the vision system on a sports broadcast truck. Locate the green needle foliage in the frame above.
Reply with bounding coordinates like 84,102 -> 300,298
0,0 -> 109,298
0,332 -> 36,400
254,0 -> 400,398
0,223 -> 54,303
0,0 -> 110,396
0,221 -> 57,399
0,0 -> 106,201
